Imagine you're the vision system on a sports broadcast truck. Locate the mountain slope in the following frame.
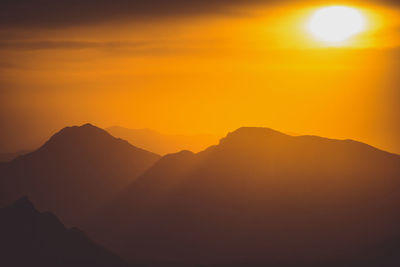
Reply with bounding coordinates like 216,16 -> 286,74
93,127 -> 400,265
0,197 -> 129,267
0,123 -> 160,228
107,126 -> 218,155
0,150 -> 30,162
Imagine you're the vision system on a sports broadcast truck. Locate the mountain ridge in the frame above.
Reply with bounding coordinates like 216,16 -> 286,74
0,123 -> 161,230
106,126 -> 219,155
0,197 -> 129,267
92,126 -> 400,265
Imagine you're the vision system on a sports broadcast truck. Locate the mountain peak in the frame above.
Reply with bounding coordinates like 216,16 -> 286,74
81,123 -> 96,128
40,123 -> 117,150
56,123 -> 108,137
1,123 -> 160,228
231,127 -> 287,136
8,196 -> 35,212
219,127 -> 288,146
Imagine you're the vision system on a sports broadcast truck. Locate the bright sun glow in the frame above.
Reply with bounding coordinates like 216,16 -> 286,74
308,6 -> 366,44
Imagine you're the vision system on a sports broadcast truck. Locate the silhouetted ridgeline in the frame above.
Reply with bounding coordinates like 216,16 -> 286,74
0,197 -> 129,267
2,125 -> 400,266
0,150 -> 31,162
92,127 -> 400,265
106,126 -> 218,155
0,123 -> 160,230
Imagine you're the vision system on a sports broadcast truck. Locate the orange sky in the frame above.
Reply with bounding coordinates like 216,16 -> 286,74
1,1 -> 400,153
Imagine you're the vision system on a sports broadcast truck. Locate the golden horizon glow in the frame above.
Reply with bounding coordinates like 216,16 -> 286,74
1,2 -> 400,155
308,6 -> 366,45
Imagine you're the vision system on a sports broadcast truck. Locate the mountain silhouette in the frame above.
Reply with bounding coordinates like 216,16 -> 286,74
92,127 -> 400,265
0,197 -> 129,267
107,126 -> 218,155
0,123 -> 160,229
0,150 -> 31,162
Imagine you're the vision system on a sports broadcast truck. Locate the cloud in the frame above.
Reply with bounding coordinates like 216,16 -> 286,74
1,0 -> 398,29
0,40 -> 151,50
0,0 -> 261,28
0,39 -> 189,57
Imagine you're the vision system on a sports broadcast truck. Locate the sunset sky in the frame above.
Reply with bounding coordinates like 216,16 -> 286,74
1,0 -> 400,154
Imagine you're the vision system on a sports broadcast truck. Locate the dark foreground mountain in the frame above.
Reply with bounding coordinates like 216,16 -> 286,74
0,124 -> 160,228
0,150 -> 31,162
93,127 -> 400,266
107,126 -> 218,155
0,197 -> 129,267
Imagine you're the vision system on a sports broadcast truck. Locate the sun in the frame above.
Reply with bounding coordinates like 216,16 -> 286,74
308,6 -> 366,44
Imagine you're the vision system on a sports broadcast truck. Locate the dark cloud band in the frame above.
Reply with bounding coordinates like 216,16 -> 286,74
0,40 -> 151,50
1,0 -> 258,28
1,0 -> 398,28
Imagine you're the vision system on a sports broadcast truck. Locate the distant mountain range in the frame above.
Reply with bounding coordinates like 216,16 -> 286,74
106,126 -> 219,155
92,127 -> 400,265
2,124 -> 400,266
0,197 -> 129,267
0,124 -> 160,229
